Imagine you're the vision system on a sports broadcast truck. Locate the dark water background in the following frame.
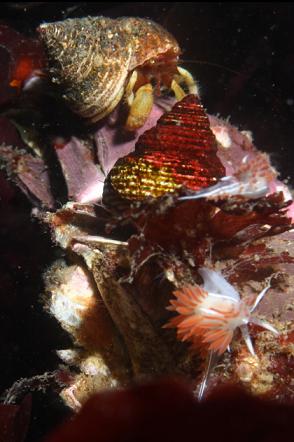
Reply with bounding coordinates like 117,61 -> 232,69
0,3 -> 293,441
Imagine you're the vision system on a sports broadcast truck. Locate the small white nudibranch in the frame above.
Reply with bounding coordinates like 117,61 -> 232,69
179,152 -> 277,202
165,267 -> 278,399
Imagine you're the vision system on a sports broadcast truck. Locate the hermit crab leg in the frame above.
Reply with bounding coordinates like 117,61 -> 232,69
177,66 -> 199,96
125,70 -> 138,106
125,82 -> 154,131
171,78 -> 187,101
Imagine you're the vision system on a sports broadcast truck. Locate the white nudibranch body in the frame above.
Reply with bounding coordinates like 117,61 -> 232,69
165,267 -> 279,399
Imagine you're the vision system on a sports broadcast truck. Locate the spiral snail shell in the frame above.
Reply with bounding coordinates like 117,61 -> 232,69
38,16 -> 193,128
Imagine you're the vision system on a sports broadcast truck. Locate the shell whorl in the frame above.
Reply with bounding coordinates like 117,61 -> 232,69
38,16 -> 180,122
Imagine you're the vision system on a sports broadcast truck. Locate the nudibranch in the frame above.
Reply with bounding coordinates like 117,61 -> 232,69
165,268 -> 279,398
37,16 -> 197,130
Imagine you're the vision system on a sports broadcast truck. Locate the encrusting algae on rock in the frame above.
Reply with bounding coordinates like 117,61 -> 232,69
0,16 -> 293,410
34,94 -> 293,407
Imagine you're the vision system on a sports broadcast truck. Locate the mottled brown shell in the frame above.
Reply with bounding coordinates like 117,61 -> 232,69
38,16 -> 180,122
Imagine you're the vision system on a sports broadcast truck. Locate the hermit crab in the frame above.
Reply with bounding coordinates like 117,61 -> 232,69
38,16 -> 197,131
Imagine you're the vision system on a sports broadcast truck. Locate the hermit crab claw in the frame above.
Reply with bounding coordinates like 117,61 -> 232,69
124,65 -> 199,131
125,81 -> 154,132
